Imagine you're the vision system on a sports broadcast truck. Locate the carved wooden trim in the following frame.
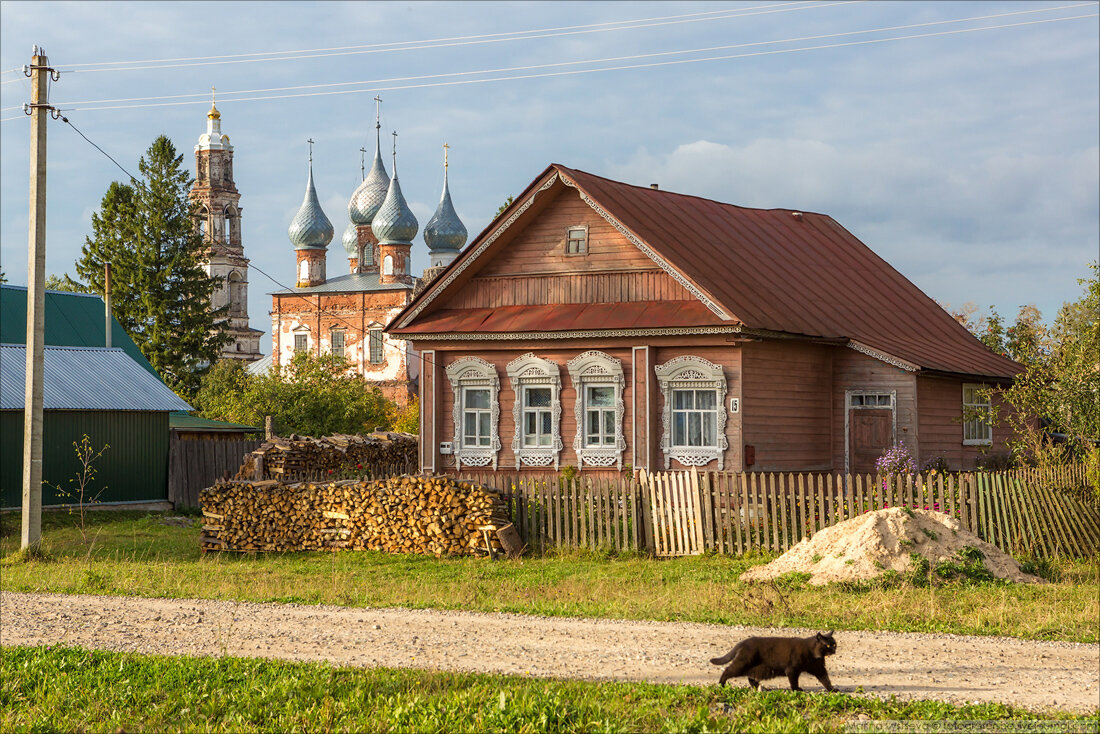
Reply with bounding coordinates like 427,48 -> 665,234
567,350 -> 626,470
654,355 -> 728,470
506,353 -> 563,469
444,356 -> 501,471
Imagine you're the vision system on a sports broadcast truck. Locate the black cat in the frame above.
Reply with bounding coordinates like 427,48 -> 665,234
710,631 -> 837,691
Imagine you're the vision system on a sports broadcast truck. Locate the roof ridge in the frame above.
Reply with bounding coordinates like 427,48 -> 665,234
552,163 -> 833,218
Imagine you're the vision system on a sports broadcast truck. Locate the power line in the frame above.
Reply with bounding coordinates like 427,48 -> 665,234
59,114 -> 140,182
28,12 -> 1097,116
46,3 -> 1098,110
56,1 -> 846,73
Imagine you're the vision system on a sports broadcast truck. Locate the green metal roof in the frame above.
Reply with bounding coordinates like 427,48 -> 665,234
169,411 -> 259,432
0,285 -> 157,377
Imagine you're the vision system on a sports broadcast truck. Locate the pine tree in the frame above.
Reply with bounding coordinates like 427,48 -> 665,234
77,136 -> 230,400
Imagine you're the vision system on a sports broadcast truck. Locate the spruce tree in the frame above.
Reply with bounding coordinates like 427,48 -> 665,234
77,135 -> 230,400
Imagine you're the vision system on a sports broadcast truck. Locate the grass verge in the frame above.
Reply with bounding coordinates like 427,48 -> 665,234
2,645 -> 1093,734
1,511 -> 1097,642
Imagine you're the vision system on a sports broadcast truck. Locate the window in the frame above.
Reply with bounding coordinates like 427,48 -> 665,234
567,351 -> 626,469
330,329 -> 345,359
655,356 -> 728,469
223,207 -> 233,244
368,328 -> 384,364
445,357 -> 501,469
462,388 -> 493,447
963,384 -> 992,445
522,387 -> 554,447
565,226 -> 587,255
294,333 -> 308,353
849,393 -> 892,408
382,255 -> 394,276
506,353 -> 563,469
672,389 -> 718,447
197,207 -> 208,240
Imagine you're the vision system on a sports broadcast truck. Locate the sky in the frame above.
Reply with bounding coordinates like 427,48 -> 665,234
1,1 -> 1097,355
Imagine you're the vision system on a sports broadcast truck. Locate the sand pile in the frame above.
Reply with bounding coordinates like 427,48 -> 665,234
739,507 -> 1044,585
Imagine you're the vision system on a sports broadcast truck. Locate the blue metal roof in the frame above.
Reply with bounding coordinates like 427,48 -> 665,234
269,271 -> 411,295
0,344 -> 192,412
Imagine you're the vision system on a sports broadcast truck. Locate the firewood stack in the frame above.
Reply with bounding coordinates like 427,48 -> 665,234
235,431 -> 418,479
200,475 -> 512,557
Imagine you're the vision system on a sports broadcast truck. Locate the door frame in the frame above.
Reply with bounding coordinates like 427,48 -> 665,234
844,389 -> 897,476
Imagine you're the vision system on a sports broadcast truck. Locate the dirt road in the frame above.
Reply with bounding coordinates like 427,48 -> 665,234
2,591 -> 1096,713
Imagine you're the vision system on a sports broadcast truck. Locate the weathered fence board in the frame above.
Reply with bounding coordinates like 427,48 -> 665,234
169,437 -> 263,509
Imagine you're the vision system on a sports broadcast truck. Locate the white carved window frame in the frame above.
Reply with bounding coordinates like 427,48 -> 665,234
655,356 -> 728,470
445,357 -> 501,470
506,353 -> 563,469
567,350 -> 626,470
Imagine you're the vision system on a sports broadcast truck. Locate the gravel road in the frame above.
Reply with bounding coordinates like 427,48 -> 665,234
2,591 -> 1097,714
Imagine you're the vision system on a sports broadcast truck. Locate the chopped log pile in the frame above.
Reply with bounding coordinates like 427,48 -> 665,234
200,474 -> 514,557
236,431 -> 417,480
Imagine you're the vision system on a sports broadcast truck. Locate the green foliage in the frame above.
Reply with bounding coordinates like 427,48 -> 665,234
495,195 -> 515,218
194,351 -> 393,437
391,395 -> 419,435
559,465 -> 579,482
43,273 -> 89,292
76,136 -> 230,401
44,434 -> 110,544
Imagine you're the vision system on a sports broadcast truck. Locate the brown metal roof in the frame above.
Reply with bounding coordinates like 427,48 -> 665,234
396,300 -> 726,335
392,164 -> 1021,379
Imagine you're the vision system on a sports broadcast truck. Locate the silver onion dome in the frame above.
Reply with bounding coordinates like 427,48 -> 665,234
371,174 -> 418,245
288,161 -> 334,250
341,219 -> 358,258
424,165 -> 467,253
348,129 -> 390,225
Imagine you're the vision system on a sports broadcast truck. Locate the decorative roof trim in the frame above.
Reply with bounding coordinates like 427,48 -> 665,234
848,341 -> 919,372
556,171 -> 732,322
396,172 -> 559,328
395,324 -> 745,341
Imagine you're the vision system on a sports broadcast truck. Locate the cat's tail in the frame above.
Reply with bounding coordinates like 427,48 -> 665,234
710,648 -> 737,665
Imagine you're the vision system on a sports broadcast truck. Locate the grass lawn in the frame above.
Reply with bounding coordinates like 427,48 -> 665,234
1,510 -> 1097,642
2,645 -> 1094,734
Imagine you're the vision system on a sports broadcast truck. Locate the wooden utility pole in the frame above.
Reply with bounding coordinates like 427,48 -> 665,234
21,45 -> 52,550
104,263 -> 112,348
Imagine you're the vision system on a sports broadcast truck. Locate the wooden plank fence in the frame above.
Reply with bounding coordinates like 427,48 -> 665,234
459,464 -> 1097,559
168,437 -> 263,509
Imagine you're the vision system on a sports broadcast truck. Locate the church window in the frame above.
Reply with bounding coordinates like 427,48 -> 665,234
223,207 -> 233,244
299,260 -> 309,282
294,333 -> 308,353
655,356 -> 728,470
228,271 -> 245,316
567,351 -> 626,469
506,354 -> 562,469
445,357 -> 501,470
368,327 -> 384,364
197,207 -> 208,240
330,329 -> 345,359
382,255 -> 394,276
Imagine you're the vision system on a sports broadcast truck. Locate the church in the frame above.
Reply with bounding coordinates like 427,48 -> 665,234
265,109 -> 468,407
189,99 -> 264,362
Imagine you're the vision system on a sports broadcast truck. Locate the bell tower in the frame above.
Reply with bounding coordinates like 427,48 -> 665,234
190,89 -> 263,362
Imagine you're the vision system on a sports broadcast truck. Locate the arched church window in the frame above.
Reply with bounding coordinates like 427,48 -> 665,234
228,271 -> 245,317
197,206 -> 208,240
299,260 -> 309,282
223,206 -> 234,244
382,255 -> 394,276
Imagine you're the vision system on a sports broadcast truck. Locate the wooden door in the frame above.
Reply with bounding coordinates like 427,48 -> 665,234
849,409 -> 892,475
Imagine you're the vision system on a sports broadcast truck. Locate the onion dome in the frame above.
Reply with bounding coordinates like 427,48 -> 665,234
371,172 -> 418,246
341,219 -> 359,258
348,126 -> 390,225
424,150 -> 467,253
288,159 -> 333,250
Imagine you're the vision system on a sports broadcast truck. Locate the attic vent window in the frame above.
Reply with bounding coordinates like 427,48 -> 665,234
565,226 -> 588,255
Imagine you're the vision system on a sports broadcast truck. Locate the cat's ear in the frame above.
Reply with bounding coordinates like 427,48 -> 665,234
824,630 -> 834,637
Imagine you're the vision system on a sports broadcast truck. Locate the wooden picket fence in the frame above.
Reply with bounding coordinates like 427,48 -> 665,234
460,464 -> 1097,559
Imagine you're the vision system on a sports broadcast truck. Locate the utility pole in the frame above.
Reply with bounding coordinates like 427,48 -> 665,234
21,45 -> 55,550
104,263 -> 112,348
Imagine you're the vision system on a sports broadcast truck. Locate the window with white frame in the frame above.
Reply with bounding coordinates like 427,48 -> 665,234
565,225 -> 588,255
368,327 -> 384,364
330,329 -> 345,359
293,332 -> 308,353
506,353 -> 563,469
655,356 -> 728,469
962,384 -> 992,445
567,351 -> 626,469
445,357 -> 501,469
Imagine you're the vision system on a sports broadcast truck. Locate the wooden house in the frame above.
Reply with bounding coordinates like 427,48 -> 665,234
387,165 -> 1022,476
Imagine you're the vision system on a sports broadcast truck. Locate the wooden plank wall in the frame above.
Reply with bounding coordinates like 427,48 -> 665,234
168,437 -> 263,509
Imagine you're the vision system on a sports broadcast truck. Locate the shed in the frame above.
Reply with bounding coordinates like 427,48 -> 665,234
1,344 -> 192,509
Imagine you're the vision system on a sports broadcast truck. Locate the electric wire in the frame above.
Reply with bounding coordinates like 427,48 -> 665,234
56,1 -> 850,73
47,3 -> 1098,109
32,12 -> 1098,115
60,114 -> 140,183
